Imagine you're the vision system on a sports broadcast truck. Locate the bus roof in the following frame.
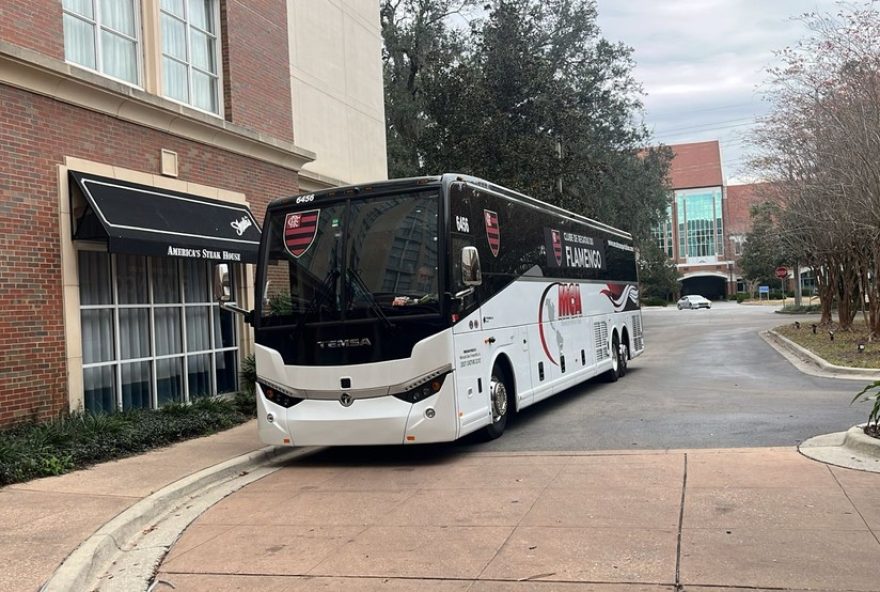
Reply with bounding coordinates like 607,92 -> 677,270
268,173 -> 632,241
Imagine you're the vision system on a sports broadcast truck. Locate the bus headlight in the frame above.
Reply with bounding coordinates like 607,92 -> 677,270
393,373 -> 448,404
259,383 -> 303,408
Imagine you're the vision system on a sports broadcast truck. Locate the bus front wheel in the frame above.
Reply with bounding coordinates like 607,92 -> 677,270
483,368 -> 510,440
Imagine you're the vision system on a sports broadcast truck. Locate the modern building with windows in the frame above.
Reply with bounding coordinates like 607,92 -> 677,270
653,140 -> 764,299
0,0 -> 387,427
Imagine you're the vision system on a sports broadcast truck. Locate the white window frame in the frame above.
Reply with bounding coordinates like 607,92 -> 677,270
158,0 -> 224,117
62,0 -> 144,88
79,251 -> 239,412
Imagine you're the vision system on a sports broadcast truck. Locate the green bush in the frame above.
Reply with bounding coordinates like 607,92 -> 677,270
735,293 -> 750,303
778,303 -> 821,314
240,353 -> 256,396
852,382 -> 880,434
235,354 -> 257,416
0,398 -> 250,486
641,296 -> 668,307
233,390 -> 257,417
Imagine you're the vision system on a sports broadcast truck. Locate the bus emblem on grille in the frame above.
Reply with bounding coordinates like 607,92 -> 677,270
339,393 -> 353,407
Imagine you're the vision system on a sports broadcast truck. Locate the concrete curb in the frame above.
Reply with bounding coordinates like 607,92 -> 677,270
762,329 -> 880,381
799,425 -> 880,473
39,445 -> 314,592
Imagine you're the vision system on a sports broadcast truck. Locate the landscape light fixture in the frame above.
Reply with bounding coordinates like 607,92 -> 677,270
858,343 -> 866,353
811,324 -> 818,334
829,330 -> 835,341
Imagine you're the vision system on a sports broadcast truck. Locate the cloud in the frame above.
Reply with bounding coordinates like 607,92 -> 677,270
596,0 -> 839,178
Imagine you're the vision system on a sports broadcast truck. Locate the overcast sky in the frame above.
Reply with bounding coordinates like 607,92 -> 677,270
596,0 -> 839,184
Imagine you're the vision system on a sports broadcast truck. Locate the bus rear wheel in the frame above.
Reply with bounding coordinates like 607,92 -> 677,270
603,333 -> 627,382
482,368 -> 510,440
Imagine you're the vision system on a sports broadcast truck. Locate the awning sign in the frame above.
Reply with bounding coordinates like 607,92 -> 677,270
69,171 -> 261,263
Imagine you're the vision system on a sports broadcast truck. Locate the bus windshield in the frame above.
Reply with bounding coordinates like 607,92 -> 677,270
259,190 -> 440,326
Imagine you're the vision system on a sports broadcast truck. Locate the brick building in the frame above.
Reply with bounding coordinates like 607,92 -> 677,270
0,0 -> 386,427
652,140 -> 770,298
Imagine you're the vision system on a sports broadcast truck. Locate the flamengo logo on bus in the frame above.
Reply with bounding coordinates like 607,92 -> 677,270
558,283 -> 583,318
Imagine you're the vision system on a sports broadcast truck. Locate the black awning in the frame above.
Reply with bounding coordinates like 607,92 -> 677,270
70,171 -> 261,264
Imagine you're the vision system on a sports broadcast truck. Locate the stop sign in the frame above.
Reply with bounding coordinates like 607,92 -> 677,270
775,266 -> 789,279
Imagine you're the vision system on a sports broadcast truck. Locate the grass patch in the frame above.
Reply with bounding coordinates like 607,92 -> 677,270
0,398 -> 253,487
776,320 -> 880,369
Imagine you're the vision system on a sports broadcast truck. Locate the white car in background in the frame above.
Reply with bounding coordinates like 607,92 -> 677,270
677,295 -> 712,310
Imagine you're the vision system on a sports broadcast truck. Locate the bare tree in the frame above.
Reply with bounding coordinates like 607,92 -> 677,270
752,2 -> 880,335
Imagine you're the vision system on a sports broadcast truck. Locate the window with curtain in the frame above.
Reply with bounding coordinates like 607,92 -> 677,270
160,0 -> 221,114
79,252 -> 239,413
62,0 -> 140,85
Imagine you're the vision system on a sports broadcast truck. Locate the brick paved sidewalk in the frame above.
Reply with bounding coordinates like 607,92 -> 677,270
156,447 -> 880,592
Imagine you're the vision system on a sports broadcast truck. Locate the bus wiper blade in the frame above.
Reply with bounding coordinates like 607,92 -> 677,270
301,268 -> 339,320
347,268 -> 394,329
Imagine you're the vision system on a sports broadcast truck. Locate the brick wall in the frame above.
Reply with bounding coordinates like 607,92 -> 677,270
3,0 -> 295,147
0,83 -> 299,427
221,0 -> 294,142
0,0 -> 64,61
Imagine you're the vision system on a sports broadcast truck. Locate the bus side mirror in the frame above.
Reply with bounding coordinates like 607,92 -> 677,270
461,246 -> 482,286
213,263 -> 253,322
213,263 -> 232,302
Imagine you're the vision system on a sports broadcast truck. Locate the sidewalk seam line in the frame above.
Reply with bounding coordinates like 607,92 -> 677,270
471,459 -> 569,582
674,452 -> 687,591
826,464 -> 880,547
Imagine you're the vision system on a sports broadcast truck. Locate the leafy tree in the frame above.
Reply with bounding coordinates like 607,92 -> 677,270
381,0 -> 671,240
381,0 -> 475,177
638,242 -> 680,301
739,201 -> 786,295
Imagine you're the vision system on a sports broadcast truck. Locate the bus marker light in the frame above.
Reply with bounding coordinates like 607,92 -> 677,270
283,438 -> 290,444
406,435 -> 416,441
425,408 -> 436,419
459,411 -> 464,417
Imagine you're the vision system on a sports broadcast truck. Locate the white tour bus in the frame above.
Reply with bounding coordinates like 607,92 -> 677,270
229,174 -> 643,446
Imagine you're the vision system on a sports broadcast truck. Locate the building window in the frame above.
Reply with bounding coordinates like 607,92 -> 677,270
675,189 -> 723,260
62,0 -> 141,85
652,204 -> 673,258
79,251 -> 238,413
160,0 -> 220,114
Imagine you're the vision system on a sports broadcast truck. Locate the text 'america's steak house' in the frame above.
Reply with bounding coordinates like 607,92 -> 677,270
167,246 -> 242,261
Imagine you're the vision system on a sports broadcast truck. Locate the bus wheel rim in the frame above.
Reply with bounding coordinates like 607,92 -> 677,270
490,377 -> 507,422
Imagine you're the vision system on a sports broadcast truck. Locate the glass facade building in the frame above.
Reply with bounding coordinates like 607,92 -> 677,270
653,188 -> 724,263
676,188 -> 723,261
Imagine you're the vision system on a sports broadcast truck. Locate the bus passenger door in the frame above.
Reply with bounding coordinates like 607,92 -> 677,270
452,298 -> 489,433
449,186 -> 491,433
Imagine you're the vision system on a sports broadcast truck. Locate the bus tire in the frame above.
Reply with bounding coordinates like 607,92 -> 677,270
482,367 -> 510,440
603,332 -> 625,382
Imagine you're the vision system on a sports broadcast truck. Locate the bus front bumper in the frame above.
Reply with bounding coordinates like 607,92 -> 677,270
257,381 -> 458,446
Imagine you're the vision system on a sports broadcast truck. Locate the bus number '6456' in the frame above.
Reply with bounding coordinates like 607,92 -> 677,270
456,216 -> 470,232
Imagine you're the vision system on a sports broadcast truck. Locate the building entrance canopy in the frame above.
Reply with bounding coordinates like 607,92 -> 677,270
70,171 -> 261,263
